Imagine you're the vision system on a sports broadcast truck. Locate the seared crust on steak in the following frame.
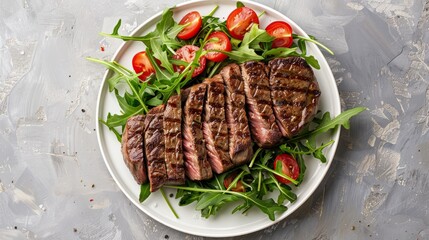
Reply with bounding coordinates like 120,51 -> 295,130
240,61 -> 282,147
203,75 -> 234,174
121,115 -> 147,184
268,57 -> 321,138
220,64 -> 253,165
164,95 -> 185,185
144,105 -> 167,192
182,84 -> 213,180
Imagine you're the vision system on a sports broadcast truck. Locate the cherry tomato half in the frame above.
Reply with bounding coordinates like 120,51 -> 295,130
177,11 -> 202,40
132,51 -> 155,82
226,7 -> 259,40
273,153 -> 299,184
173,45 -> 206,77
223,171 -> 245,192
265,21 -> 294,48
203,31 -> 232,62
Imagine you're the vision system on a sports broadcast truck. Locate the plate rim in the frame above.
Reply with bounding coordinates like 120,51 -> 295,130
95,0 -> 341,237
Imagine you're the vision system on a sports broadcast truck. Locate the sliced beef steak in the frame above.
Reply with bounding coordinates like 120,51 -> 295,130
268,57 -> 321,138
240,61 -> 282,148
220,64 -> 253,165
144,105 -> 167,192
121,115 -> 147,185
203,75 -> 234,174
164,95 -> 185,185
182,84 -> 213,180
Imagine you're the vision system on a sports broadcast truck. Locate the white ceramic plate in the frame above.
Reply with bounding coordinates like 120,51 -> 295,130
96,0 -> 341,237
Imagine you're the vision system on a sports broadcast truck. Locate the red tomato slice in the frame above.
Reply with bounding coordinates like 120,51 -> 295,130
132,51 -> 155,81
173,45 -> 206,77
265,21 -> 294,48
226,7 -> 259,40
177,11 -> 202,40
203,31 -> 232,62
223,171 -> 245,192
273,153 -> 299,184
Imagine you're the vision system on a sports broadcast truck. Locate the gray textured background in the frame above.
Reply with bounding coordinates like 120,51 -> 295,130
1,0 -> 428,239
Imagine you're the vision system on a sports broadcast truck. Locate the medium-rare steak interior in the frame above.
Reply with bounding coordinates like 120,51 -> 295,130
203,75 -> 234,174
241,61 -> 283,148
268,57 -> 321,138
220,64 -> 254,165
144,105 -> 168,192
164,95 -> 185,185
120,57 -> 320,190
182,83 -> 213,181
121,115 -> 147,184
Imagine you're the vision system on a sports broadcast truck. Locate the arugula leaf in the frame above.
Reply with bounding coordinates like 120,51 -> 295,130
149,38 -> 174,74
155,8 -> 183,50
112,19 -> 122,35
196,192 -> 235,210
250,195 -> 287,221
114,89 -> 142,113
139,182 -> 151,202
303,55 -> 320,69
255,163 -> 299,185
87,58 -> 149,113
223,46 -> 264,63
223,24 -> 273,63
242,24 -> 274,50
293,34 -> 334,55
146,95 -> 163,106
262,47 -> 298,58
237,1 -> 245,8
268,174 -> 297,203
290,107 -> 367,142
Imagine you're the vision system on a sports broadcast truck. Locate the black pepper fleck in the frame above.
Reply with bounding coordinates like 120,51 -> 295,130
14,226 -> 17,230
164,235 -> 169,239
73,228 -> 77,232
92,184 -> 95,188
169,193 -> 173,198
69,75 -> 71,78
81,109 -> 86,113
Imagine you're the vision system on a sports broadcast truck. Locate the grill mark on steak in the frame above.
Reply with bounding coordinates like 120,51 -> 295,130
240,61 -> 283,148
164,117 -> 181,123
220,64 -> 253,165
273,99 -> 307,107
182,83 -> 213,180
163,95 -> 185,185
144,105 -> 167,192
121,115 -> 147,185
203,76 -> 234,174
271,72 -> 313,82
268,57 -> 320,138
248,83 -> 271,91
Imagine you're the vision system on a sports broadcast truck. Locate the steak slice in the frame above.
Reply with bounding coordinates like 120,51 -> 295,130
220,64 -> 253,165
121,115 -> 147,185
240,61 -> 283,148
203,75 -> 234,174
182,83 -> 213,180
164,95 -> 185,185
144,105 -> 167,192
268,57 -> 321,138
